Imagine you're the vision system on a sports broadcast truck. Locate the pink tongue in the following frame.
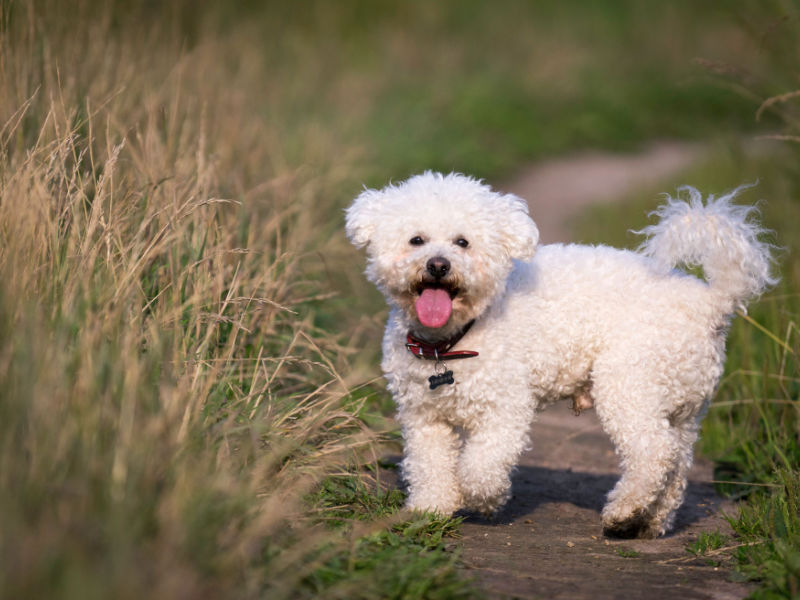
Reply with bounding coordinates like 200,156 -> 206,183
415,288 -> 452,328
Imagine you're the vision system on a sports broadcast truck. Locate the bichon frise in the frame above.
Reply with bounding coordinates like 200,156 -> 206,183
346,171 -> 776,538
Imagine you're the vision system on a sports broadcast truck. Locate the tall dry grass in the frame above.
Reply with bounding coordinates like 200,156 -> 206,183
0,4 -> 380,598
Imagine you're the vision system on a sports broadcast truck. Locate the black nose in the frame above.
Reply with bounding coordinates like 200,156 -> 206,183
426,256 -> 450,279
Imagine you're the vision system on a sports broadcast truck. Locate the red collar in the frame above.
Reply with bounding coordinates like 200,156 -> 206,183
405,320 -> 479,361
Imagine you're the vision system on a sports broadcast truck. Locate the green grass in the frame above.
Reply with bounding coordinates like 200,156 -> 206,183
304,476 -> 473,599
687,531 -> 730,557
2,0 -> 800,598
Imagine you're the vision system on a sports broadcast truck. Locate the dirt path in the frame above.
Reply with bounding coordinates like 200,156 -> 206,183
456,141 -> 752,599
506,140 -> 703,244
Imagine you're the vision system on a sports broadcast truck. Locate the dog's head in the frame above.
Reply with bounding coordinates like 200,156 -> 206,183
346,172 -> 538,338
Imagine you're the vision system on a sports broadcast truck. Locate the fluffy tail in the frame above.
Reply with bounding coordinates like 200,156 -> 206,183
637,185 -> 778,314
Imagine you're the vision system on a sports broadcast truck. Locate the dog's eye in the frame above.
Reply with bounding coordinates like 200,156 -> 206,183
409,236 -> 425,246
455,238 -> 469,248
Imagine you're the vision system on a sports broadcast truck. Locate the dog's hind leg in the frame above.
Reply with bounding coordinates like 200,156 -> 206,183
401,416 -> 463,515
593,379 -> 690,538
647,414 -> 703,534
599,423 -> 684,537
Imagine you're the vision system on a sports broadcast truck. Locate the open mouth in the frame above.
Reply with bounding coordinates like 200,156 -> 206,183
414,282 -> 459,328
414,281 -> 459,298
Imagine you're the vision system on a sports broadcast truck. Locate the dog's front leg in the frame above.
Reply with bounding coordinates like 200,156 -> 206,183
457,407 -> 532,515
400,415 -> 462,515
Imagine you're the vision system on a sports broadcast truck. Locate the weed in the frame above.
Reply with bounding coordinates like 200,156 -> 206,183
687,531 -> 730,556
305,476 -> 472,599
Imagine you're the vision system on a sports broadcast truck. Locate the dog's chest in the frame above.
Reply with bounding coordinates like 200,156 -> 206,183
389,357 -> 495,423
423,381 -> 487,426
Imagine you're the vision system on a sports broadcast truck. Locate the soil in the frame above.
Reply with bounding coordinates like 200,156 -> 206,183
453,142 -> 753,599
503,140 -> 703,244
457,409 -> 750,599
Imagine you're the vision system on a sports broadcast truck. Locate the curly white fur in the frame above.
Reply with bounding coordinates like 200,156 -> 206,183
636,184 -> 778,313
346,172 -> 777,539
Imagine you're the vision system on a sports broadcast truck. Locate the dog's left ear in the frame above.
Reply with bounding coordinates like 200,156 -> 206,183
345,188 -> 382,249
500,194 -> 539,260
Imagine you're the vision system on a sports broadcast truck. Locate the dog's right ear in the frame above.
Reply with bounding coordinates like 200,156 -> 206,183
345,188 -> 382,249
500,194 -> 540,261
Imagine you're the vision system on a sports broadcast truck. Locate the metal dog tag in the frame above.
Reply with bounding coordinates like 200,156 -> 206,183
429,369 -> 454,389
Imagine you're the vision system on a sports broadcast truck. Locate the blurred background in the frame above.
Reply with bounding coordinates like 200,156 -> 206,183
0,1 -> 798,598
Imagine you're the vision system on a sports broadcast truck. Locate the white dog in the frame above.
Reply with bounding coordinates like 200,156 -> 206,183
346,172 -> 776,538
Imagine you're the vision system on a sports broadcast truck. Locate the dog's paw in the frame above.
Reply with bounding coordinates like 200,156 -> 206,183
405,491 -> 462,516
462,488 -> 511,516
602,509 -> 662,539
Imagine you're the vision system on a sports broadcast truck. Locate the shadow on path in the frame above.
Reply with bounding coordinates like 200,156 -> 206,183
465,464 -> 724,537
457,402 -> 750,600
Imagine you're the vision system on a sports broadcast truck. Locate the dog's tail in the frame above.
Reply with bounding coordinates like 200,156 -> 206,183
636,185 -> 778,314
